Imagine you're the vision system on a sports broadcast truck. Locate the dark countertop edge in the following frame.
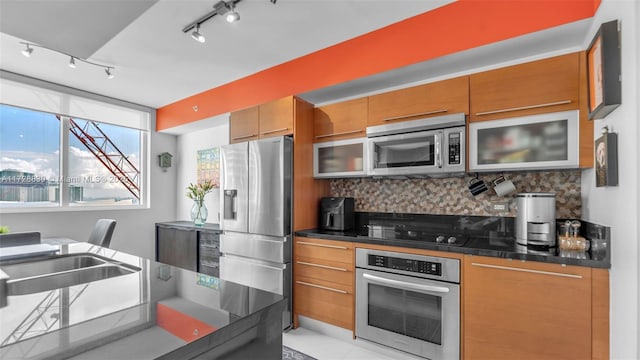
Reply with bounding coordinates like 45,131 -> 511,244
295,230 -> 611,269
156,221 -> 221,231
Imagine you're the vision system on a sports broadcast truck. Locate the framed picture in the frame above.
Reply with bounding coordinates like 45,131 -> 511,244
587,20 -> 621,120
595,129 -> 618,187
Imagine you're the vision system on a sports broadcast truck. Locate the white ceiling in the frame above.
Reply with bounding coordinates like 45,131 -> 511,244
0,0 -> 595,135
0,0 -> 454,109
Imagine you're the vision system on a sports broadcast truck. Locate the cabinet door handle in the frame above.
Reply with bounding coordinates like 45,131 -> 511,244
231,134 -> 258,140
315,129 -> 363,139
260,127 -> 289,135
296,280 -> 348,294
474,100 -> 572,116
296,261 -> 348,272
471,262 -> 583,279
382,109 -> 448,122
296,241 -> 348,250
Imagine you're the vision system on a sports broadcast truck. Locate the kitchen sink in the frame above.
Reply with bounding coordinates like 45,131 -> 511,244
0,253 -> 141,299
1,254 -> 106,279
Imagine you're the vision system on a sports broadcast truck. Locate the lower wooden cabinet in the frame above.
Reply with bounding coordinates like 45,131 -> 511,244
156,222 -> 220,276
293,237 -> 354,330
463,255 -> 607,360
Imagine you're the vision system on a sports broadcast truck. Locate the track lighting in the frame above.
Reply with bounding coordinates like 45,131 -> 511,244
21,44 -> 33,57
183,0 -> 277,41
225,3 -> 239,23
18,42 -> 116,79
191,24 -> 206,43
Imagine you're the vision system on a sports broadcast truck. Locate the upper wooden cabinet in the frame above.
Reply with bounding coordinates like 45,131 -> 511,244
470,52 -> 580,122
367,76 -> 469,127
229,106 -> 259,144
229,96 -> 295,143
463,255 -> 607,360
314,97 -> 367,142
259,96 -> 294,138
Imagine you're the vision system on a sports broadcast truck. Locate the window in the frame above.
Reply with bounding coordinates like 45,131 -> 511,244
0,76 -> 150,210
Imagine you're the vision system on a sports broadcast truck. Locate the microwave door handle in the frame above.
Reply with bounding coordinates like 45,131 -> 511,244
435,133 -> 442,168
362,273 -> 450,293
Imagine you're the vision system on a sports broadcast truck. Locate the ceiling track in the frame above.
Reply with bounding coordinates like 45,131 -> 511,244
182,0 -> 277,33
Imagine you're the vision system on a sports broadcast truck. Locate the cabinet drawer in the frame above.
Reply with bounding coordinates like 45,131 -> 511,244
199,262 -> 219,277
199,245 -> 220,264
294,237 -> 353,264
199,231 -> 220,248
368,76 -> 469,126
294,256 -> 353,286
294,276 -> 353,330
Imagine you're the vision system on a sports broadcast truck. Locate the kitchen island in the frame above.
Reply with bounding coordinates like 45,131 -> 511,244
0,242 -> 285,360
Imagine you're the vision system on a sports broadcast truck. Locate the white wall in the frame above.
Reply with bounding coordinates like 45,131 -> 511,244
175,118 -> 229,224
0,128 -> 178,260
580,1 -> 639,359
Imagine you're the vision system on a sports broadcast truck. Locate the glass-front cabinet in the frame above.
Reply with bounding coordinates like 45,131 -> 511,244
469,110 -> 579,172
313,137 -> 367,178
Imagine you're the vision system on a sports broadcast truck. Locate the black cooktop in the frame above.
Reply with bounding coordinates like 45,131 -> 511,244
317,213 -> 516,247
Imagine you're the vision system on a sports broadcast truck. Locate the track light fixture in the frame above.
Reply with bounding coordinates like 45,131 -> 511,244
225,3 -> 240,23
21,44 -> 33,57
191,23 -> 206,43
18,41 -> 115,79
182,0 -> 276,41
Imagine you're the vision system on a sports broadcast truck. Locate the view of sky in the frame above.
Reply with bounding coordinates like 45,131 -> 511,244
0,104 -> 141,200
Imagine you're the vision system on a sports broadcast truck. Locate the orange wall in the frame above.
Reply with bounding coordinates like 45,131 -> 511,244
157,0 -> 599,131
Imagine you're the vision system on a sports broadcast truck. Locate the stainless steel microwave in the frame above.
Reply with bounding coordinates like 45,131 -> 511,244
366,113 -> 466,177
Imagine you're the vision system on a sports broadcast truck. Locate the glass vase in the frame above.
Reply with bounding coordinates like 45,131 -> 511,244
190,199 -> 208,226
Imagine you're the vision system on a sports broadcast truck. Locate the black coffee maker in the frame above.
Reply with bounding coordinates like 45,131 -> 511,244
320,197 -> 355,231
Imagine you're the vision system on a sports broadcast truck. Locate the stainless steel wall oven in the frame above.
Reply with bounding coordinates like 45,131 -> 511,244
355,248 -> 460,359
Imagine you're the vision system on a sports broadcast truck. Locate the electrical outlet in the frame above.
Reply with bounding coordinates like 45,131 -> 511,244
491,201 -> 509,213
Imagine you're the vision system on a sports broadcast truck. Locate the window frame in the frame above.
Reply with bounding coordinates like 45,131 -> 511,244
0,71 -> 152,213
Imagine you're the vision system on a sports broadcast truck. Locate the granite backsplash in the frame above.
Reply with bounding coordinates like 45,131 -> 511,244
329,171 -> 582,219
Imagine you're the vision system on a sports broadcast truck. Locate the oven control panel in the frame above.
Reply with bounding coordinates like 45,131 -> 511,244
368,254 -> 441,276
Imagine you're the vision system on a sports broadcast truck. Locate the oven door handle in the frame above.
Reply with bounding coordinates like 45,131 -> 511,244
362,273 -> 450,293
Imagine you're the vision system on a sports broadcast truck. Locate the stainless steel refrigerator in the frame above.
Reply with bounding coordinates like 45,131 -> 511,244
219,136 -> 292,329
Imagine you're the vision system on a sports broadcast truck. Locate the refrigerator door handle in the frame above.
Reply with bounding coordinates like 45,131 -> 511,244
223,189 -> 237,219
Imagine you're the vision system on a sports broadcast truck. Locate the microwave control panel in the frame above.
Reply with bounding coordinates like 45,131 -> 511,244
368,254 -> 442,276
448,132 -> 461,165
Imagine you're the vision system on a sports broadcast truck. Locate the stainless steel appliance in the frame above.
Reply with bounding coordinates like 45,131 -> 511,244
356,248 -> 460,359
516,192 -> 557,246
320,197 -> 354,231
219,136 -> 292,329
366,113 -> 465,177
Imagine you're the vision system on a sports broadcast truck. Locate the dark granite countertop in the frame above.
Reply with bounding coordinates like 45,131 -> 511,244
296,213 -> 611,269
0,242 -> 284,359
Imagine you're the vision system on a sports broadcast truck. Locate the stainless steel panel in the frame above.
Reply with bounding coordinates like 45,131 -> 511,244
366,113 -> 466,138
248,137 -> 292,237
220,142 -> 249,232
355,248 -> 460,283
444,126 -> 466,173
219,254 -> 287,295
220,232 -> 290,263
355,268 -> 460,360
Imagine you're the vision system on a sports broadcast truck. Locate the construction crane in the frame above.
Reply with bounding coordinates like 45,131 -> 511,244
57,116 -> 140,200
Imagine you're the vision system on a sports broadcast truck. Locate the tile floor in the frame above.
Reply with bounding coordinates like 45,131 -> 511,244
283,317 -> 423,360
